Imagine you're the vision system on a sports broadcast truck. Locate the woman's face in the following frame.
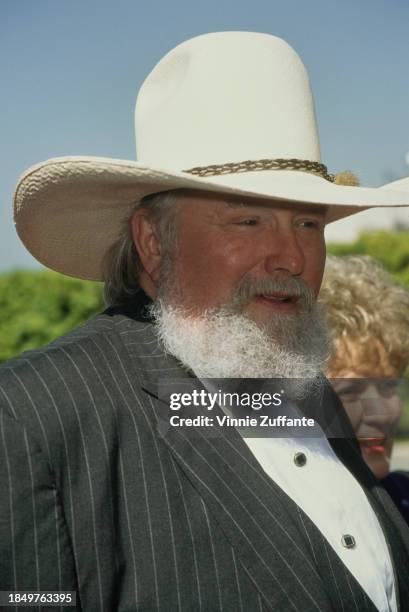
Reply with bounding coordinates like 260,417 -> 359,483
328,340 -> 402,480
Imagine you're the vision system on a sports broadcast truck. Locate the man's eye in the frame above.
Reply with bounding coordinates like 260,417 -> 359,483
297,220 -> 321,229
236,219 -> 258,226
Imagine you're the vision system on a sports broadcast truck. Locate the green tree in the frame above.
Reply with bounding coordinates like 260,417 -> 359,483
0,270 -> 103,362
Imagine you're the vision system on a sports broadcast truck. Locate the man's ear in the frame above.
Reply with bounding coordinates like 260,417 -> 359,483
131,210 -> 162,283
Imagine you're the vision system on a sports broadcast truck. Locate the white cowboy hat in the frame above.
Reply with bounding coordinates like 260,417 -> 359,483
14,31 -> 409,281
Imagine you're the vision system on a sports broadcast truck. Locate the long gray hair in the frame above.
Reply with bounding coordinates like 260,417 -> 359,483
102,191 -> 178,306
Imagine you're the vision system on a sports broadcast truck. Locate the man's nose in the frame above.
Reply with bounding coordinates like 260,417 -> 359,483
263,228 -> 305,276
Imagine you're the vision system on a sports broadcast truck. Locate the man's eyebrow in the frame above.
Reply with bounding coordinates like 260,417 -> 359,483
295,205 -> 328,217
223,200 -> 248,209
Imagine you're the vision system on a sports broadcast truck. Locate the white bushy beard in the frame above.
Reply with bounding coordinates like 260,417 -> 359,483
149,272 -> 332,399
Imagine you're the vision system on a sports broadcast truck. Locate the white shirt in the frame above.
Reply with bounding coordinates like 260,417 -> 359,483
243,434 -> 397,612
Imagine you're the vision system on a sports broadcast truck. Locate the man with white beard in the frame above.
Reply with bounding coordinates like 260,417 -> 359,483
146,191 -> 329,385
136,190 -> 331,402
2,32 -> 409,611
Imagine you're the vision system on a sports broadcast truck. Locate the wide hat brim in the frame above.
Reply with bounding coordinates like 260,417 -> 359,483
14,156 -> 409,281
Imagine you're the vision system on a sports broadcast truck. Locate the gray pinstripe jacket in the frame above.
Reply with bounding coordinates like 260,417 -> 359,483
1,295 -> 409,611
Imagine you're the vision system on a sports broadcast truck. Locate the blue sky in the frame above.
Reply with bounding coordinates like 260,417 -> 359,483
1,0 -> 409,271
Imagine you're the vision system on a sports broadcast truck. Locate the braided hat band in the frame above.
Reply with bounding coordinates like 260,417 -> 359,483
184,158 -> 335,182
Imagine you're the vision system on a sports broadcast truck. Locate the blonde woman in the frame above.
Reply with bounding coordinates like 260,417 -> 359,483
320,255 -> 409,523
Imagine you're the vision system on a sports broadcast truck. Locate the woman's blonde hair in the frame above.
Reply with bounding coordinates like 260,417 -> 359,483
319,255 -> 409,376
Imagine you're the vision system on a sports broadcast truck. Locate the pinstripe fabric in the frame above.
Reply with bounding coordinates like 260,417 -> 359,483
1,300 -> 409,611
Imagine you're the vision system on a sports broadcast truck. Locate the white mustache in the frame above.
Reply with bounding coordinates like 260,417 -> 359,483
231,276 -> 315,311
